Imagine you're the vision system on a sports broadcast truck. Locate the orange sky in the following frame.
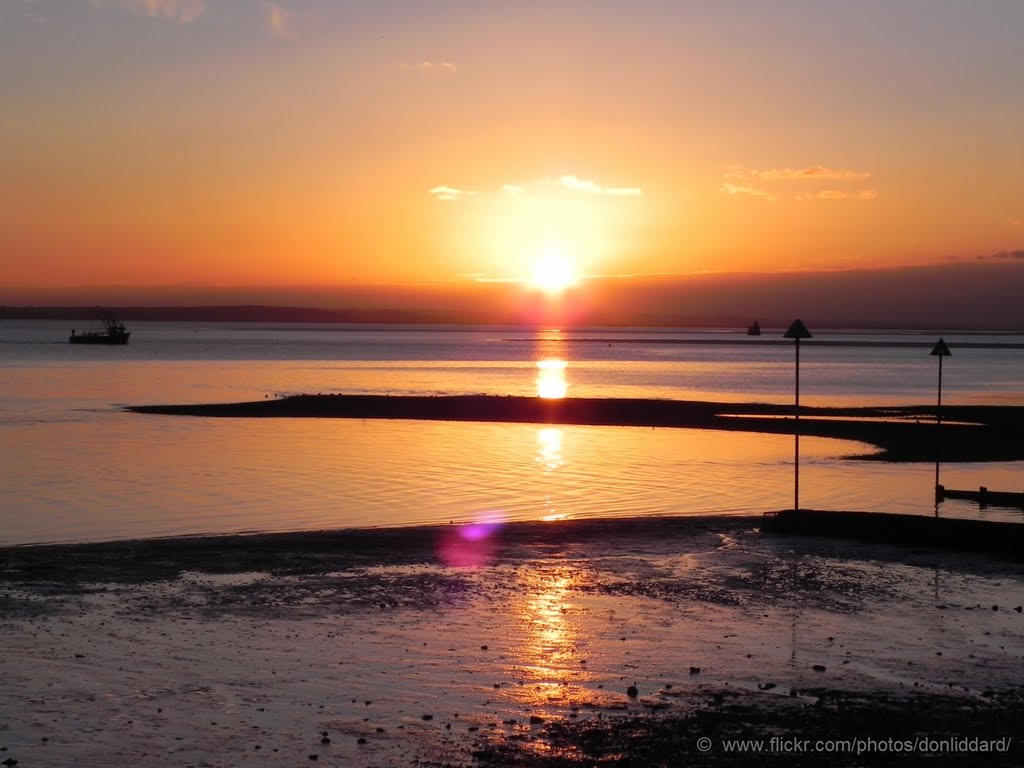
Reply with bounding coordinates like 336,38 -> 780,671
2,1 -> 1023,302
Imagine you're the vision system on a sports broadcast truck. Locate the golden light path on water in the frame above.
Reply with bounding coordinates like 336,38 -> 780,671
500,566 -> 597,718
536,428 -> 564,473
535,359 -> 569,399
534,330 -> 570,521
535,328 -> 570,400
433,380 -> 617,733
536,428 -> 567,521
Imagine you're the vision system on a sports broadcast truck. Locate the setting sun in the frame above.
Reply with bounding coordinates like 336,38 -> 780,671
529,247 -> 578,295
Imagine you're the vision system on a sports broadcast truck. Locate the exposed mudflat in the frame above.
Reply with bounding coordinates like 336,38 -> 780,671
2,516 -> 1022,766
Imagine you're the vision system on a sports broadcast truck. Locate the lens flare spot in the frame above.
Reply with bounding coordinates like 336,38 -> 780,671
438,516 -> 504,568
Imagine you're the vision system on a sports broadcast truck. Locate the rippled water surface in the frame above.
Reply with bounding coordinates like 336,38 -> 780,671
1,321 -> 1021,544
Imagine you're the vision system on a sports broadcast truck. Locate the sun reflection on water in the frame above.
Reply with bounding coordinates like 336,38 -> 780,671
498,565 -> 601,714
535,359 -> 568,399
534,329 -> 569,399
536,428 -> 563,472
536,427 -> 567,521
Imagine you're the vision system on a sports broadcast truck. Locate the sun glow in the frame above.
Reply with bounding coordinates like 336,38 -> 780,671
529,247 -> 578,295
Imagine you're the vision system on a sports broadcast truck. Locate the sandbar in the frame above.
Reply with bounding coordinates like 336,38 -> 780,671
129,394 -> 1024,462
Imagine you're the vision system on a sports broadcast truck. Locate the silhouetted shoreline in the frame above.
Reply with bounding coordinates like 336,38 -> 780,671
128,394 -> 1024,462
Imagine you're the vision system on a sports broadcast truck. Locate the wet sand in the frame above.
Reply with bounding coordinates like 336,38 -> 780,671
2,516 -> 1022,766
128,395 -> 1024,462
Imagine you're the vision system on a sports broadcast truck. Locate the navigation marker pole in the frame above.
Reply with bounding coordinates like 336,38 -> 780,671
784,320 -> 813,512
930,338 -> 952,516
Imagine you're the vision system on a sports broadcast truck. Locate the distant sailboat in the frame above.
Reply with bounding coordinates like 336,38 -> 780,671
70,309 -> 130,345
747,320 -> 762,336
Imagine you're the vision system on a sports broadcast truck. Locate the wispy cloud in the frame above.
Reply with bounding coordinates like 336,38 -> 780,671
263,2 -> 293,37
430,175 -> 644,203
795,189 -> 879,202
725,165 -> 872,182
720,183 -> 777,201
560,175 -> 642,196
429,185 -> 474,201
4,0 -> 46,23
90,0 -> 206,23
399,60 -> 459,74
560,175 -> 602,195
722,164 -> 876,202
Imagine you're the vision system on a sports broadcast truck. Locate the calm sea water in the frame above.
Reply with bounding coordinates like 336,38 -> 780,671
1,320 -> 1022,544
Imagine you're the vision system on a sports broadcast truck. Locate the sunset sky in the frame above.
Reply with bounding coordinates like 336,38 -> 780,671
2,0 -> 1023,307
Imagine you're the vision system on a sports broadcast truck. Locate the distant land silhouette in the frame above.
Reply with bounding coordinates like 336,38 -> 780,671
3,261 -> 1022,330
